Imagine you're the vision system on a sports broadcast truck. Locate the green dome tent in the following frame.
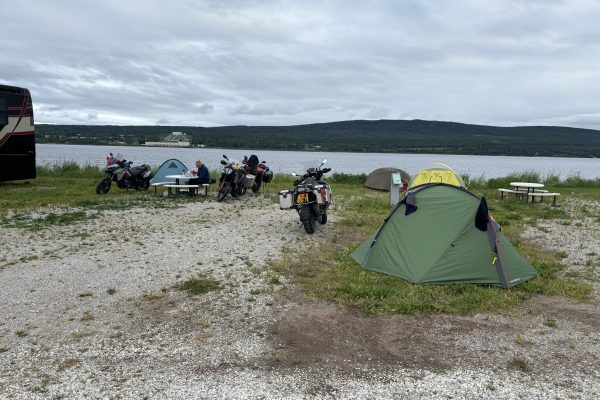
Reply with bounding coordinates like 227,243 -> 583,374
351,183 -> 538,288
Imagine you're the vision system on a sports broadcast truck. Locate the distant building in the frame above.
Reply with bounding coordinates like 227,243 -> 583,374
144,132 -> 191,147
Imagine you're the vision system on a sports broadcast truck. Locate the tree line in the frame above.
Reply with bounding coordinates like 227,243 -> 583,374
35,119 -> 600,157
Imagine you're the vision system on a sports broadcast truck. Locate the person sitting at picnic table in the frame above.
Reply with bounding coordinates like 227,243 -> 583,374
188,160 -> 210,195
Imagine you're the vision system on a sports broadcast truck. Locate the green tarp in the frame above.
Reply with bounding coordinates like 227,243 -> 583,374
351,184 -> 538,288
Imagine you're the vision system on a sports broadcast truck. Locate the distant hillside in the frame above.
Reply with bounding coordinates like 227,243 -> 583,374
36,119 -> 600,157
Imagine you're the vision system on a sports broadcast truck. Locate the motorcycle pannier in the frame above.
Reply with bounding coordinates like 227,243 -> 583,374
262,170 -> 273,183
244,174 -> 256,188
279,190 -> 293,209
314,185 -> 332,205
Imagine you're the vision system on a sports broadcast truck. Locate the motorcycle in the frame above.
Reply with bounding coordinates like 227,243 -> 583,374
279,159 -> 332,234
242,155 -> 273,193
95,156 -> 152,194
216,155 -> 246,202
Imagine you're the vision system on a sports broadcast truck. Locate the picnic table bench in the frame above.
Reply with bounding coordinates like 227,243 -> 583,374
163,183 -> 211,197
151,182 -> 172,196
528,192 -> 560,206
498,188 -> 523,200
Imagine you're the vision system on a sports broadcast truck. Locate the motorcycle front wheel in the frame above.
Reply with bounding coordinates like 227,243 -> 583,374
299,206 -> 315,234
95,177 -> 112,194
216,182 -> 230,202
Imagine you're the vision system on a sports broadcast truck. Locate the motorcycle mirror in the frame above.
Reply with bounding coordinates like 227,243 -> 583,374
220,160 -> 227,165
291,172 -> 298,176
223,154 -> 229,160
322,159 -> 328,164
261,161 -> 266,163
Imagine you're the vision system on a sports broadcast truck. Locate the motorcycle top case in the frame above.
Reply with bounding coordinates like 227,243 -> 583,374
262,169 -> 273,183
278,190 -> 294,209
244,174 -> 256,188
314,185 -> 332,205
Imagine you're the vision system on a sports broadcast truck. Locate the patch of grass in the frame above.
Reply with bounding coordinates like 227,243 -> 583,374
0,347 -> 8,353
107,288 -> 117,295
282,247 -> 531,315
80,312 -> 94,322
142,292 -> 165,301
514,333 -> 534,346
1,210 -> 95,230
507,356 -> 530,372
78,292 -> 93,298
0,171 -> 168,216
71,331 -> 95,341
554,251 -> 568,259
177,274 -> 221,295
19,255 -> 39,262
15,330 -> 28,338
543,319 -> 558,328
57,358 -> 80,372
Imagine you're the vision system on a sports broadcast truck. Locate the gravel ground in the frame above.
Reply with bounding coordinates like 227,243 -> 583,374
1,195 -> 599,399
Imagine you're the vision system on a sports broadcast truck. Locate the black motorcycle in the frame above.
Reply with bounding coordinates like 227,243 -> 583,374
95,158 -> 152,194
242,155 -> 273,193
216,155 -> 246,202
280,159 -> 332,234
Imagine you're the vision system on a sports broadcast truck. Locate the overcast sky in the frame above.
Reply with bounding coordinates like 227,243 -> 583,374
2,0 -> 599,129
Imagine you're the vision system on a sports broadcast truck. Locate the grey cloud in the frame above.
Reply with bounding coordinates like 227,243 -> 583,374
196,103 -> 214,114
1,0 -> 600,129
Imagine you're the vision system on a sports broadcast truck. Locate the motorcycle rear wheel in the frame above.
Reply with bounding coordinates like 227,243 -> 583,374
252,179 -> 262,193
299,206 -> 315,234
318,212 -> 327,225
138,180 -> 150,191
217,183 -> 230,202
95,177 -> 112,194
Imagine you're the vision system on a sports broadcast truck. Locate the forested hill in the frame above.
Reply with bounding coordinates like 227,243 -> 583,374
36,119 -> 600,157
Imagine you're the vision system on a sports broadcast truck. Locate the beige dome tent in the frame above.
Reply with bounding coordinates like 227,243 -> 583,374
365,167 -> 410,191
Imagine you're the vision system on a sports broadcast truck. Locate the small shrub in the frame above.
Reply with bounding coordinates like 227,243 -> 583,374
507,356 -> 530,372
177,274 -> 221,295
543,319 -> 558,328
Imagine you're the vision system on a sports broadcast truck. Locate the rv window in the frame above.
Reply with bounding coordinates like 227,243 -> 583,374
0,98 -> 7,126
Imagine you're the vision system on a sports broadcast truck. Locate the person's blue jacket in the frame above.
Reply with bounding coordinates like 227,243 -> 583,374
196,164 -> 210,184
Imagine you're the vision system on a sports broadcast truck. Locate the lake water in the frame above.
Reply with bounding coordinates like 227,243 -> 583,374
36,143 -> 600,179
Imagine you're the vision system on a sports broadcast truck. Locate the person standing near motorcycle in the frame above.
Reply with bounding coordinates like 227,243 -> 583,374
188,160 -> 210,195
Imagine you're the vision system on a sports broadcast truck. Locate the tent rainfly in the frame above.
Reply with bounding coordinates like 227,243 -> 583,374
365,168 -> 410,191
410,163 -> 466,189
351,183 -> 538,288
150,159 -> 188,184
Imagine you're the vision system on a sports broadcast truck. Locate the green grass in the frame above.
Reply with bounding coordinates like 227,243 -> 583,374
270,179 -> 594,316
2,166 -> 597,315
177,274 -> 221,295
0,162 -> 193,222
